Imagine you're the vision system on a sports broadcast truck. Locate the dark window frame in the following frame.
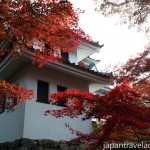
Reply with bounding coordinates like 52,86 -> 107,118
61,51 -> 69,62
0,96 -> 6,114
12,83 -> 19,107
57,85 -> 67,107
37,80 -> 49,104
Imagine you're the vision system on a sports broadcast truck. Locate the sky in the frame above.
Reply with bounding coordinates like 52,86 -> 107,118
70,0 -> 149,70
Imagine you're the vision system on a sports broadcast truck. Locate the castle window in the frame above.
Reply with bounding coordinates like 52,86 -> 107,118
12,83 -> 19,107
57,85 -> 67,107
61,51 -> 69,62
37,80 -> 49,104
0,95 -> 6,114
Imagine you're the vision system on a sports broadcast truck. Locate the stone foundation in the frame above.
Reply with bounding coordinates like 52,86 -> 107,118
0,138 -> 88,150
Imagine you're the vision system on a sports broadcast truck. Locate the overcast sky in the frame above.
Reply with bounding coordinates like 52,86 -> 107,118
70,0 -> 149,70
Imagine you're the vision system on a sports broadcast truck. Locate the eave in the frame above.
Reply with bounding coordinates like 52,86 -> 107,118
0,51 -> 111,84
83,56 -> 100,65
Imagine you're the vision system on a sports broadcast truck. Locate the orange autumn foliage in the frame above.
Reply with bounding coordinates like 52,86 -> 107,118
45,47 -> 150,148
0,0 -> 90,67
45,80 -> 150,148
1,0 -> 150,149
0,80 -> 34,112
0,0 -> 90,108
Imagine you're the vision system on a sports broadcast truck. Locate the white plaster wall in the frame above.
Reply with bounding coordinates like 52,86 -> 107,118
77,44 -> 98,62
0,68 -> 27,142
26,66 -> 89,100
0,103 -> 25,142
69,48 -> 78,65
23,101 -> 92,140
8,67 -> 27,85
23,66 -> 92,140
91,66 -> 98,72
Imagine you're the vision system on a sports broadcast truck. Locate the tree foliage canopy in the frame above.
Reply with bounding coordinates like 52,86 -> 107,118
113,47 -> 150,83
0,0 -> 150,149
45,79 -> 150,148
45,1 -> 150,148
94,0 -> 150,33
0,0 -> 90,66
0,80 -> 34,112
0,0 -> 89,109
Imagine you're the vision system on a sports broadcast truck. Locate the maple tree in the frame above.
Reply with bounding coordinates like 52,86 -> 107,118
111,47 -> 150,144
0,0 -> 90,109
113,47 -> 150,83
44,1 -> 150,148
0,0 -> 90,66
47,47 -> 150,148
43,3 -> 150,145
0,80 -> 34,113
94,0 -> 150,33
0,0 -> 150,149
45,79 -> 150,148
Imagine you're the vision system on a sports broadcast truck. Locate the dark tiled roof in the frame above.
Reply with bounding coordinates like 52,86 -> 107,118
0,51 -> 112,79
62,60 -> 113,78
88,41 -> 104,48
